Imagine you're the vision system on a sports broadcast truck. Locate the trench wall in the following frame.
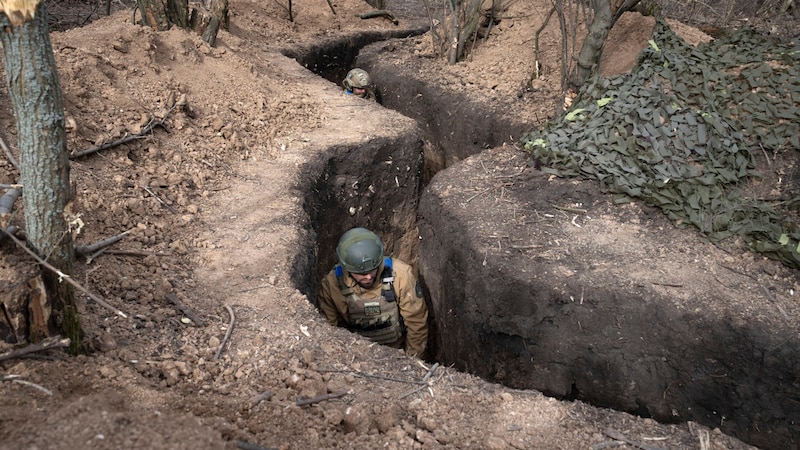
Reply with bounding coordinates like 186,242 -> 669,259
294,119 -> 425,304
418,150 -> 800,450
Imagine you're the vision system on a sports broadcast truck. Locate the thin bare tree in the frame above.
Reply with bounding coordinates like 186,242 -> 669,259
0,0 -> 80,352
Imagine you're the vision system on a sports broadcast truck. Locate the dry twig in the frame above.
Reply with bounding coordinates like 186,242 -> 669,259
70,105 -> 178,159
400,362 -> 440,398
553,204 -> 587,214
166,293 -> 204,326
0,134 -> 19,170
0,375 -> 53,395
356,10 -> 398,24
0,227 -> 128,318
139,184 -> 179,214
76,228 -> 135,257
249,390 -> 274,406
0,335 -> 70,362
295,391 -> 349,406
214,304 -> 235,360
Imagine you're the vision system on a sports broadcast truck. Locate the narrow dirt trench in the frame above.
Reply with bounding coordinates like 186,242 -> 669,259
277,25 -> 800,450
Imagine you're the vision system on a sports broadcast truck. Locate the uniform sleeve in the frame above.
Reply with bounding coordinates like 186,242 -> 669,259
318,274 -> 341,326
395,264 -> 429,357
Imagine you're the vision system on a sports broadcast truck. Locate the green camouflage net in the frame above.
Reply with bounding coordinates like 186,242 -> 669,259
522,20 -> 800,269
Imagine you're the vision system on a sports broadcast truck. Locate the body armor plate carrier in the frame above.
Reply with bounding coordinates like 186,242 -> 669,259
335,257 -> 404,344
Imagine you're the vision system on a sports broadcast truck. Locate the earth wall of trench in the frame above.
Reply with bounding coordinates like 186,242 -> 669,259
355,40 -> 550,178
297,132 -> 426,303
417,147 -> 800,450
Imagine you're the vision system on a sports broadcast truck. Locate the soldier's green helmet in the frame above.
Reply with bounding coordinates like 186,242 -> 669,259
342,68 -> 372,90
336,227 -> 384,274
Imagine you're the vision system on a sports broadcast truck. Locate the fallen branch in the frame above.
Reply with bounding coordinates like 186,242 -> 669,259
93,249 -> 169,258
0,335 -> 70,362
166,293 -> 204,326
295,391 -> 349,406
651,281 -> 683,288
356,10 -> 398,25
0,183 -> 22,189
421,362 -> 440,382
76,228 -> 135,256
553,204 -> 587,214
239,283 -> 283,293
69,104 -> 178,160
400,362 -> 441,399
0,375 -> 53,395
249,390 -> 274,406
0,227 -> 128,319
214,304 -> 235,360
139,184 -> 179,214
0,134 -> 19,170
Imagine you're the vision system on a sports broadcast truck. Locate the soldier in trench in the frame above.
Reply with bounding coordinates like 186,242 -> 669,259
341,68 -> 380,103
318,227 -> 428,358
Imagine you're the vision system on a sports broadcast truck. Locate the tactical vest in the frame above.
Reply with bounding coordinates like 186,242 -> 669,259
335,257 -> 404,345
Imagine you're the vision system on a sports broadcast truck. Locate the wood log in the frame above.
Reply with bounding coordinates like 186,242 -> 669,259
210,0 -> 229,30
138,0 -> 171,31
202,16 -> 220,47
166,0 -> 189,28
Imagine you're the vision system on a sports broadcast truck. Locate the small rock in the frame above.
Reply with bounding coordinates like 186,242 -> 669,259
324,407 -> 344,425
417,416 -> 438,433
376,409 -> 399,433
484,435 -> 507,450
343,405 -> 369,435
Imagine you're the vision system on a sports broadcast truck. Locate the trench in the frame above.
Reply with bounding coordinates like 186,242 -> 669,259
284,34 -> 799,450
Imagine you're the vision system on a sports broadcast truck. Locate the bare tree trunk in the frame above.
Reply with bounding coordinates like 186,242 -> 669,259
0,1 -> 80,352
573,0 -> 612,89
166,0 -> 190,28
138,0 -> 172,30
571,0 -> 641,89
211,0 -> 229,30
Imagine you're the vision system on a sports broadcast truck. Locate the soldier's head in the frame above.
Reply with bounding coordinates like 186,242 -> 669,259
336,227 -> 384,287
342,68 -> 372,98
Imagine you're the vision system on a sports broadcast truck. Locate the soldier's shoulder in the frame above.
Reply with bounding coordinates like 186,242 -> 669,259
321,267 -> 339,283
388,258 -> 415,274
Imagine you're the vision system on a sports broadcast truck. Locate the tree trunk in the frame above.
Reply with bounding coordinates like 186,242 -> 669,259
138,0 -> 172,31
573,0 -> 613,89
0,1 -> 80,352
166,0 -> 189,29
211,0 -> 229,31
570,0 -> 641,90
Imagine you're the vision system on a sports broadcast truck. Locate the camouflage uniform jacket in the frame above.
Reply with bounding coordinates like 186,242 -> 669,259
319,258 -> 428,357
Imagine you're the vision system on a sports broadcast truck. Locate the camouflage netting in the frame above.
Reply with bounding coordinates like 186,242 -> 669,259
522,20 -> 800,269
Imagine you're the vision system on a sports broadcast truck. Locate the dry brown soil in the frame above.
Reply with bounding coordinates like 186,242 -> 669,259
0,0 -> 794,449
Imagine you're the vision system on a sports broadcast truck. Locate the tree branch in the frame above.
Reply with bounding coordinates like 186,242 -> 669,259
0,227 -> 128,318
69,104 -> 178,159
0,335 -> 70,362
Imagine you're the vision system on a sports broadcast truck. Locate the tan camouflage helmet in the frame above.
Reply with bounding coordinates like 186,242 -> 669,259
342,68 -> 372,90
